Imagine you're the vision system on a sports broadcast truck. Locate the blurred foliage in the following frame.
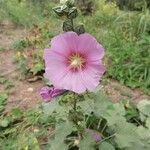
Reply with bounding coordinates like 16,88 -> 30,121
0,0 -> 149,93
76,0 -> 97,15
0,91 -> 150,149
0,0 -> 56,27
0,1 -> 150,149
13,23 -> 54,75
0,94 -> 8,114
0,107 -> 56,150
44,92 -> 150,150
108,0 -> 150,11
0,85 -> 148,148
81,0 -> 150,94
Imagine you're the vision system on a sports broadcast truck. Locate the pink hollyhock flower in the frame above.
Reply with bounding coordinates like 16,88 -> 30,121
44,32 -> 105,94
40,86 -> 64,102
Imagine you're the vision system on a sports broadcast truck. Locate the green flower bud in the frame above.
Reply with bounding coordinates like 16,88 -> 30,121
60,0 -> 75,7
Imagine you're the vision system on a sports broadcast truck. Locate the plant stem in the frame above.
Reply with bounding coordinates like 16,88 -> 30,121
96,133 -> 116,145
71,18 -> 74,31
143,0 -> 147,13
73,97 -> 77,111
73,93 -> 78,125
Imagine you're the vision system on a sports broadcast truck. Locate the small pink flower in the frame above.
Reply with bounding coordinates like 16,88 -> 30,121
44,32 -> 105,94
92,131 -> 101,142
86,129 -> 101,143
40,86 -> 64,102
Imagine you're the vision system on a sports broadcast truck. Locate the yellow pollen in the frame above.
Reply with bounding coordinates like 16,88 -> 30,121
69,53 -> 85,69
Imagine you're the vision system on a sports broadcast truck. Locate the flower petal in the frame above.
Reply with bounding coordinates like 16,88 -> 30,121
81,64 -> 105,91
78,33 -> 105,60
50,32 -> 79,56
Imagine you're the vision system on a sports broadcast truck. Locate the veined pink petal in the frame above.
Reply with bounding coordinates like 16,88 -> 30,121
50,32 -> 79,56
57,71 -> 86,94
81,64 -> 105,91
78,33 -> 105,59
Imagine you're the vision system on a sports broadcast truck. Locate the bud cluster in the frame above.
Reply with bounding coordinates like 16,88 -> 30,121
53,0 -> 85,34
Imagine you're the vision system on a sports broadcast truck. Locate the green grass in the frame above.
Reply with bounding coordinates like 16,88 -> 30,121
79,2 -> 150,94
0,0 -> 56,28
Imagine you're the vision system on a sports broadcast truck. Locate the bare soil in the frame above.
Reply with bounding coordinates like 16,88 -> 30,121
0,21 -> 149,112
104,79 -> 149,103
0,21 -> 44,112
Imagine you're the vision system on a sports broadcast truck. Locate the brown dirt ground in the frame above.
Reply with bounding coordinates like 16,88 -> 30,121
0,21 -> 44,112
0,21 -> 149,112
104,79 -> 149,103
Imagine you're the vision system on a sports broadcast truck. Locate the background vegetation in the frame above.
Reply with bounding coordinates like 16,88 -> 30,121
1,0 -> 149,93
0,0 -> 150,149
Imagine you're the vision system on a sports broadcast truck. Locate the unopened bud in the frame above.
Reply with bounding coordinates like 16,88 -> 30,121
60,0 -> 75,7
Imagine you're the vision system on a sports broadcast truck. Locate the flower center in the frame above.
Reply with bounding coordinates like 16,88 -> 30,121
69,53 -> 85,70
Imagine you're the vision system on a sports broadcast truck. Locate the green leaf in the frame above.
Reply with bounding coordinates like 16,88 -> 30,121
79,132 -> 95,150
42,99 -> 59,116
63,20 -> 73,32
60,0 -> 75,7
136,126 -> 150,140
53,5 -> 68,17
31,63 -> 44,75
0,93 -> 8,105
75,24 -> 85,35
146,118 -> 150,129
91,92 -> 112,118
67,7 -> 78,19
11,108 -> 23,119
137,100 -> 150,117
99,142 -> 115,150
102,103 -> 126,126
0,93 -> 8,113
18,133 -> 41,150
78,98 -> 95,115
114,121 -> 144,149
42,97 -> 71,121
48,121 -> 74,150
135,126 -> 150,150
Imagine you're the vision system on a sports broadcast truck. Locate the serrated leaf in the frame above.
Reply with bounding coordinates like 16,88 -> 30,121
42,96 -> 71,121
55,121 -> 74,139
114,121 -> 144,149
92,92 -> 112,118
102,103 -> 126,126
99,142 -> 115,150
48,121 -> 74,150
42,99 -> 59,115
